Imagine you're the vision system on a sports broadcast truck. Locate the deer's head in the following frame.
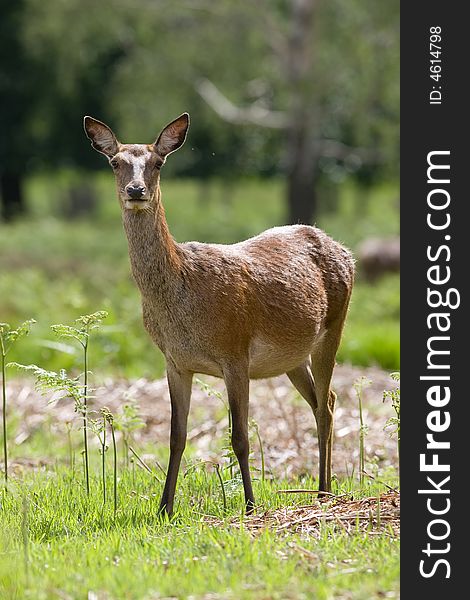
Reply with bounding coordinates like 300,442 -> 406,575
83,113 -> 189,211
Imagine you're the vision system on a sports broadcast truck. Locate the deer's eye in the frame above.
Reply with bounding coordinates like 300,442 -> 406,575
110,159 -> 119,169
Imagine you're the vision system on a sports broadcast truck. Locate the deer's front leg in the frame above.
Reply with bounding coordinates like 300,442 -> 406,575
159,363 -> 193,516
223,362 -> 255,513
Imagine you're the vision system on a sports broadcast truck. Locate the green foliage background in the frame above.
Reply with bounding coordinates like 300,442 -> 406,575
2,0 -> 399,182
0,0 -> 399,373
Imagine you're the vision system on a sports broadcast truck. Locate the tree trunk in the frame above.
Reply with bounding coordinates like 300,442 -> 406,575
62,182 -> 98,219
285,0 -> 317,225
0,171 -> 25,221
287,168 -> 317,225
286,120 -> 317,224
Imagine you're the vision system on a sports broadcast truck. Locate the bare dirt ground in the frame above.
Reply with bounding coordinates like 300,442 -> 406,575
6,363 -> 399,480
5,364 -> 399,536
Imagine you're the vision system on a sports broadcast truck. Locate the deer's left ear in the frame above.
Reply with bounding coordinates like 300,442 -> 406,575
154,113 -> 190,159
83,116 -> 120,158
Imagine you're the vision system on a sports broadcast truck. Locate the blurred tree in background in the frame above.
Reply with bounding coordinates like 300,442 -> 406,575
0,0 -> 398,224
0,0 -> 37,220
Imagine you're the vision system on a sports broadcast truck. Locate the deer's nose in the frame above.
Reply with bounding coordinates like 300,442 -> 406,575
126,184 -> 146,199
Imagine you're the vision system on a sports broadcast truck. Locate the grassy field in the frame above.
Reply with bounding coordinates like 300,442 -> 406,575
1,367 -> 400,599
0,468 -> 399,600
0,175 -> 399,377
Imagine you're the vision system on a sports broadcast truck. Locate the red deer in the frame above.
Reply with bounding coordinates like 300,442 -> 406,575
84,113 -> 354,515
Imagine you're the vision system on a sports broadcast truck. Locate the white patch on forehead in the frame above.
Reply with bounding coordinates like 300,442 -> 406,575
118,145 -> 152,180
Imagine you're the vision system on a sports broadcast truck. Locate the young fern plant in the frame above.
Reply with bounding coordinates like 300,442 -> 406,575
250,418 -> 265,482
10,364 -> 83,413
353,376 -> 371,488
101,407 -> 118,517
51,311 -> 108,495
10,363 -> 88,487
89,412 -> 108,505
88,406 -> 118,514
10,364 -> 91,495
0,319 -> 35,487
115,397 -> 145,468
383,372 -> 400,475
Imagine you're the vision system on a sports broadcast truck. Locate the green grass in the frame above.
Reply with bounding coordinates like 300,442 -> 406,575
340,273 -> 400,369
0,174 -> 399,376
0,462 -> 399,600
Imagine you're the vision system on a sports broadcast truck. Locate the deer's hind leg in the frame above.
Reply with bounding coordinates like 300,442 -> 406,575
286,362 -> 317,412
309,317 -> 346,493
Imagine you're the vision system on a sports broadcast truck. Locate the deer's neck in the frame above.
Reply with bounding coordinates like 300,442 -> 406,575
122,189 -> 182,300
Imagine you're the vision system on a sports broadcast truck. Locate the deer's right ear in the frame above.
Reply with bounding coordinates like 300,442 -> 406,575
83,116 -> 120,158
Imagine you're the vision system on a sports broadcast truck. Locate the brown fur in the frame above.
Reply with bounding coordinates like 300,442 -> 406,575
84,113 -> 355,515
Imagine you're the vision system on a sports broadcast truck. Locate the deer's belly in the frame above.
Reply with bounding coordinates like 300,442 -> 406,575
168,350 -> 225,378
163,338 -> 310,380
247,336 -> 311,379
